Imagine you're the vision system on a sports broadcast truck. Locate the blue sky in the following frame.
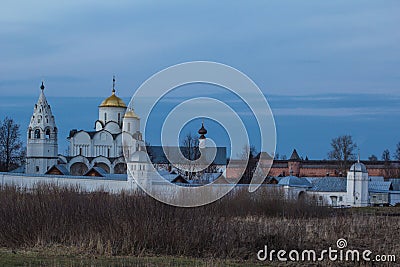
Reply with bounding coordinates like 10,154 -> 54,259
0,1 -> 399,159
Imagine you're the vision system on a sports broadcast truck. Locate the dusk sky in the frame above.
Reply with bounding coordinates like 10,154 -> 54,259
1,1 -> 399,159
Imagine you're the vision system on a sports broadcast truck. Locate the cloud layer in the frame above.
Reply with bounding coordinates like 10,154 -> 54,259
0,1 -> 399,97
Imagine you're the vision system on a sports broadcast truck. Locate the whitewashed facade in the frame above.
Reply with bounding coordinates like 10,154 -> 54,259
25,82 -> 58,174
66,85 -> 143,175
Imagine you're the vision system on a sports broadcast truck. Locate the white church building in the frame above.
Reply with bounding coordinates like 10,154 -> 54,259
26,79 -> 143,176
4,79 -> 398,206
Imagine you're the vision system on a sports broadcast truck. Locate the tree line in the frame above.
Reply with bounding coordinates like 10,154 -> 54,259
0,117 -> 24,172
1,115 -> 400,176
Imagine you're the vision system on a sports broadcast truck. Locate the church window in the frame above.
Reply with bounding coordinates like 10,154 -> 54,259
79,147 -> 82,155
35,166 -> 39,172
104,113 -> 107,122
47,118 -> 49,123
34,129 -> 41,139
339,196 -> 343,202
107,148 -> 110,157
29,129 -> 32,139
45,129 -> 51,139
118,113 -> 121,125
128,123 -> 131,132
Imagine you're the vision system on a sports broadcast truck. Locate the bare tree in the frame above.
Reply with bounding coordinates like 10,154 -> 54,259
181,132 -> 200,161
180,132 -> 200,180
368,154 -> 378,161
382,149 -> 391,161
238,144 -> 258,184
395,143 -> 400,178
145,141 -> 155,162
382,149 -> 392,178
238,144 -> 257,160
0,117 -> 24,171
328,135 -> 357,174
395,142 -> 400,160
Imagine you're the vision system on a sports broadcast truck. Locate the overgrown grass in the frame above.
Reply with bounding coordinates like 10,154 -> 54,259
0,184 -> 398,265
0,247 -> 256,267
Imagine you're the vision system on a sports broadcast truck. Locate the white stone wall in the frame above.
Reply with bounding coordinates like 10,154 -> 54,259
307,191 -> 347,206
25,157 -> 58,174
0,173 -> 136,193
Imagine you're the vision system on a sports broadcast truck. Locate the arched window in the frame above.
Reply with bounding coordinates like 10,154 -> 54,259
45,129 -> 51,139
28,129 -> 32,139
118,113 -> 121,125
104,113 -> 107,122
34,129 -> 40,139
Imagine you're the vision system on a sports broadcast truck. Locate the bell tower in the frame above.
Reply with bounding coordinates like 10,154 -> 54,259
25,82 -> 58,174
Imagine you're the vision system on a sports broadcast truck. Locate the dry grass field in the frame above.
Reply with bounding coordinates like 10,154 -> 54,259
0,184 -> 398,266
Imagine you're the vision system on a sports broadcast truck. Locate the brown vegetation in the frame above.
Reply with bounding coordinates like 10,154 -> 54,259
0,184 -> 398,264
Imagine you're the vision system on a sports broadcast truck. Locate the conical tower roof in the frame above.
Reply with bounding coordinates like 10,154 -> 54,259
289,149 -> 301,161
29,81 -> 56,129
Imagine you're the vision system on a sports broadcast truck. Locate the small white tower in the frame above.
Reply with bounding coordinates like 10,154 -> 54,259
346,159 -> 369,207
127,148 -> 153,189
122,107 -> 143,160
26,82 -> 58,174
122,107 -> 141,137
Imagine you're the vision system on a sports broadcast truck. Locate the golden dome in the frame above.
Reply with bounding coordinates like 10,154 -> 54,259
124,109 -> 140,119
99,89 -> 127,108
